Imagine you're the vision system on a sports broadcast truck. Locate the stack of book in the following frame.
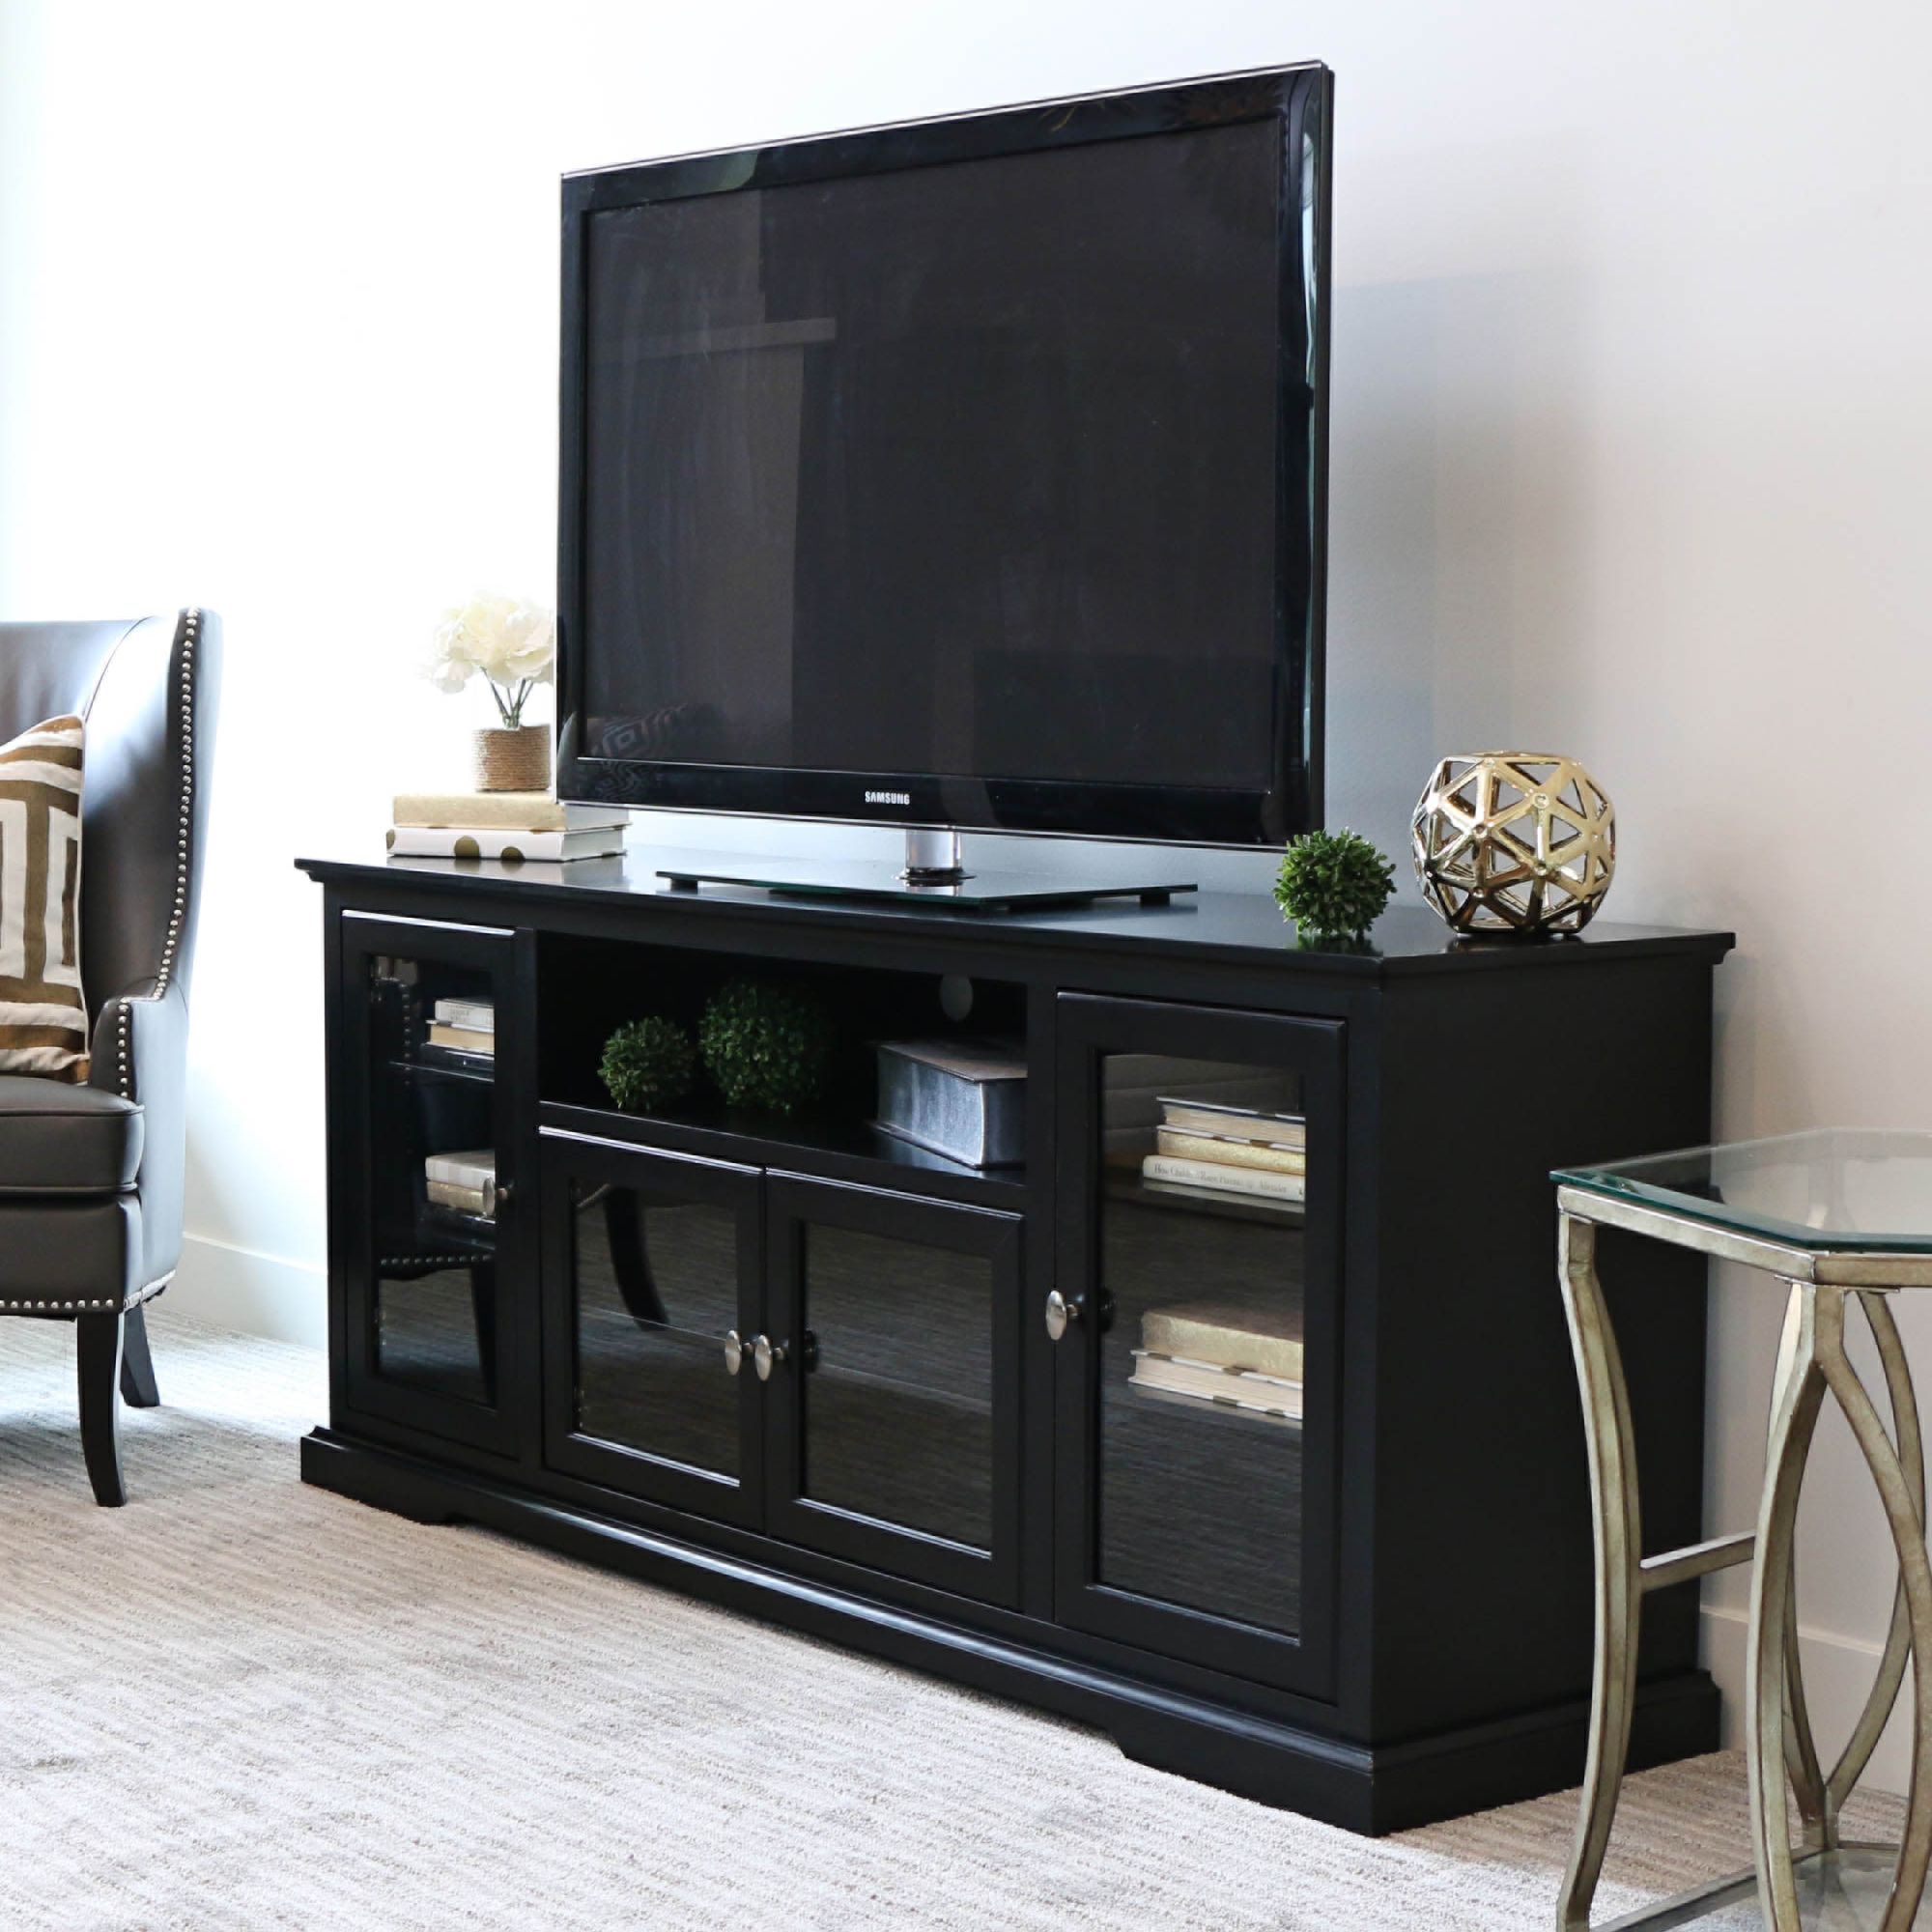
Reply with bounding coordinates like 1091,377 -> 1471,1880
425,1149 -> 496,1219
1129,1299 -> 1303,1425
424,997 -> 494,1059
1139,1096 -> 1306,1205
389,791 -> 625,864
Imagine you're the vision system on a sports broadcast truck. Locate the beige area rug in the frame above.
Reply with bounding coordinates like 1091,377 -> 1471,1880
0,1311 -> 1905,1931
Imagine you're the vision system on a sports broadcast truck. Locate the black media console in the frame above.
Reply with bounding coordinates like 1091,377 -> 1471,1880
297,849 -> 1731,1833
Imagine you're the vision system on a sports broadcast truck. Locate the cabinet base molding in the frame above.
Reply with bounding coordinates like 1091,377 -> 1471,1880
300,1427 -> 1719,1835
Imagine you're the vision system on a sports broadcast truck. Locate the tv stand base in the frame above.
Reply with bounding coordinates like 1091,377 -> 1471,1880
300,1427 -> 1719,1836
656,861 -> 1196,913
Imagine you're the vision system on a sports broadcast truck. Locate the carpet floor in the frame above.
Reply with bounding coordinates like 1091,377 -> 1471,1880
0,1309 -> 1905,1930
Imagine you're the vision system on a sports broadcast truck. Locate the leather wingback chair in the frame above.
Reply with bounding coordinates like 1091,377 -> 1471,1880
0,610 -> 220,1504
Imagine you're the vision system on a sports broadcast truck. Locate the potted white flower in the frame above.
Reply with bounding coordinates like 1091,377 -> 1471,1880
427,594 -> 557,792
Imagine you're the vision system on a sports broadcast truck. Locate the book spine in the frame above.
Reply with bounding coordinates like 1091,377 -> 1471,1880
1141,1154 -> 1306,1202
1126,1368 -> 1301,1422
1140,1320 -> 1304,1380
1132,1349 -> 1300,1393
424,1153 -> 495,1186
391,792 -> 625,833
1155,1129 -> 1307,1174
427,1024 -> 497,1055
433,1000 -> 496,1032
389,827 -> 622,861
1160,1105 -> 1306,1147
426,1179 -> 495,1215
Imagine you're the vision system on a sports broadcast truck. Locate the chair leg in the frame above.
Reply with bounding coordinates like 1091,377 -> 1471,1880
120,1304 -> 160,1407
76,1311 -> 127,1507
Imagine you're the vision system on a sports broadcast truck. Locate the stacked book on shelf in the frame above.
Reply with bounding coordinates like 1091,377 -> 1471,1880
1139,1095 -> 1306,1206
424,1149 -> 497,1220
424,997 -> 495,1059
389,790 -> 625,864
1129,1299 -> 1303,1426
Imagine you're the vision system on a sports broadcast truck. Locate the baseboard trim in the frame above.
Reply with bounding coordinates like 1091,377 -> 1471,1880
167,1234 -> 326,1348
1702,1602 -> 1909,1796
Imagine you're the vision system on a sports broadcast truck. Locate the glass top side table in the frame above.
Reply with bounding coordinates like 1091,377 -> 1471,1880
1552,1131 -> 1932,1932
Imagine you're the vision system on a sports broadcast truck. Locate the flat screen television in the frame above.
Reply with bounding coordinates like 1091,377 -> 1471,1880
556,63 -> 1331,861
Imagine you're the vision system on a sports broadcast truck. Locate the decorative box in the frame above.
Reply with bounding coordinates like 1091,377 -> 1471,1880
874,1038 -> 1026,1169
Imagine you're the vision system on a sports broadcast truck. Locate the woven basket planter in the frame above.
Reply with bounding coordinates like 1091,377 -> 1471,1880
472,725 -> 551,793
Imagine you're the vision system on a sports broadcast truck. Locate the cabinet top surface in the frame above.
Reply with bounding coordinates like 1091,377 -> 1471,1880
297,848 -> 1734,978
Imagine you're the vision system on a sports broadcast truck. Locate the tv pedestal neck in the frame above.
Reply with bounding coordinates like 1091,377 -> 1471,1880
657,825 -> 1199,914
900,824 -> 986,886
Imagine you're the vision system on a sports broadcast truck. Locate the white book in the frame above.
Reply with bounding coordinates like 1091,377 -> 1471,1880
432,999 -> 495,1033
1141,1302 -> 1304,1379
1140,1154 -> 1306,1204
426,1179 -> 495,1217
1130,1349 -> 1301,1397
425,1150 -> 495,1189
1158,1097 -> 1306,1145
1155,1128 -> 1306,1174
388,826 -> 624,863
1128,1353 -> 1303,1423
1101,1062 -> 1297,1155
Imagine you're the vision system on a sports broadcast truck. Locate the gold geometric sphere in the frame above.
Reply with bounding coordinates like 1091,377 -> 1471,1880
1411,752 -> 1615,936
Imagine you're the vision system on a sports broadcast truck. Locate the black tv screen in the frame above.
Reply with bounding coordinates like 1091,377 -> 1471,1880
558,66 -> 1330,845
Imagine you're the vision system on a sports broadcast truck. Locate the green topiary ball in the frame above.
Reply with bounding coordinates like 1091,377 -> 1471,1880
698,976 -> 835,1115
600,1015 -> 697,1113
1273,829 -> 1397,943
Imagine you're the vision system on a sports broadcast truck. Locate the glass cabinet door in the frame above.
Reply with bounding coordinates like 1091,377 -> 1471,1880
763,1175 -> 1021,1606
338,915 -> 522,1456
540,1132 -> 764,1527
1052,994 -> 1344,1693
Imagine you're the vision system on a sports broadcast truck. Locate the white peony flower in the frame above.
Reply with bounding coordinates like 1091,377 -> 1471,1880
488,602 -> 556,685
425,593 -> 555,724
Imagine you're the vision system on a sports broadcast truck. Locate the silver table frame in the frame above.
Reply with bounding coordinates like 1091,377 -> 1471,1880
1556,1184 -> 1932,1931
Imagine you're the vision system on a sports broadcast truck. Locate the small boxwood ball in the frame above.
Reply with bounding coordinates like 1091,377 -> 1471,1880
698,976 -> 835,1115
1273,828 -> 1396,943
600,1015 -> 697,1113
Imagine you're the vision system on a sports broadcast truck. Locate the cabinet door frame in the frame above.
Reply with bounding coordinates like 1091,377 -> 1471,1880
334,911 -> 524,1457
1052,993 -> 1344,1697
539,1128 -> 766,1528
764,1173 -> 1023,1608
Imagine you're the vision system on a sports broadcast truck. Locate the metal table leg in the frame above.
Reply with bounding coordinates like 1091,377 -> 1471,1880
1559,1230 -> 1932,1931
1557,1213 -> 1644,1932
1746,1284 -> 1828,1926
1799,1287 -> 1932,1932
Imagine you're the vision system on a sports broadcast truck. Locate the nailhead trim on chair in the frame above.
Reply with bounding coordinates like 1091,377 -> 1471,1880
9,616 -> 201,1321
0,1273 -> 171,1315
114,607 -> 199,1102
0,1298 -> 122,1312
155,608 -> 198,1000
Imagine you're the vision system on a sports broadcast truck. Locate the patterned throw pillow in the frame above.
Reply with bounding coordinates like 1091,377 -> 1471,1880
0,714 -> 88,1081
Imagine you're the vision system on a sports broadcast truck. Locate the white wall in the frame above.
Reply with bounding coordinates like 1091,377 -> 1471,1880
5,0 -> 1930,1791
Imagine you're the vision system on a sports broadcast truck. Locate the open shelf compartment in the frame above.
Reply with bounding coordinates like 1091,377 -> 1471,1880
535,932 -> 1032,1205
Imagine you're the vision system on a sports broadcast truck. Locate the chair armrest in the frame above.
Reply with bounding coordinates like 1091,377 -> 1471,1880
88,983 -> 189,1287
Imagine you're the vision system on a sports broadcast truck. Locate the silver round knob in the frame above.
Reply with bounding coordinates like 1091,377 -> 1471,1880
1044,1291 -> 1080,1342
724,1329 -> 746,1376
753,1334 -> 787,1381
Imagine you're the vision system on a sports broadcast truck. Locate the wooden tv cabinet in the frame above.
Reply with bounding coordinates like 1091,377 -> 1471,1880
296,850 -> 1732,1833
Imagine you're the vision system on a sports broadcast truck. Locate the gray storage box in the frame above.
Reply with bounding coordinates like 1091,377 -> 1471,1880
874,1038 -> 1027,1169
